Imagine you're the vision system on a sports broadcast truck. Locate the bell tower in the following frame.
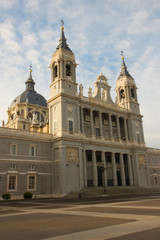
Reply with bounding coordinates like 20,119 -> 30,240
116,53 -> 145,144
116,54 -> 140,114
49,21 -> 78,98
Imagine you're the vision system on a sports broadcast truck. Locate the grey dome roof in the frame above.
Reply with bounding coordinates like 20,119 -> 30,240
10,71 -> 47,108
10,90 -> 47,108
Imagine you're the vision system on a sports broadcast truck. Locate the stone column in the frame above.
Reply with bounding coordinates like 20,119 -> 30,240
111,152 -> 117,186
77,104 -> 80,133
79,148 -> 83,189
73,63 -> 76,82
132,154 -> 140,186
102,151 -> 107,187
51,67 -> 54,82
60,60 -> 63,78
90,109 -> 94,137
57,60 -> 60,78
109,114 -> 113,139
99,111 -> 103,138
116,116 -> 121,140
81,107 -> 84,134
127,154 -> 133,186
120,153 -> 126,186
63,60 -> 65,78
83,149 -> 87,187
124,117 -> 128,141
140,120 -> 145,143
59,146 -> 66,193
92,150 -> 97,187
125,86 -> 129,99
49,106 -> 52,134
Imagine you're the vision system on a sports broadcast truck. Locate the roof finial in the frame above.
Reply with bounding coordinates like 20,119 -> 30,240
121,50 -> 124,60
29,64 -> 32,73
60,19 -> 64,30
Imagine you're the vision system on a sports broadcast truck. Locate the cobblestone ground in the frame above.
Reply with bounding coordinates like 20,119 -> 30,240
0,195 -> 160,240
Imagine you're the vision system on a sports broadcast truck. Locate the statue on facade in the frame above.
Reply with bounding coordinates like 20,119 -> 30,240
88,87 -> 92,98
79,84 -> 83,96
32,112 -> 38,124
101,88 -> 105,101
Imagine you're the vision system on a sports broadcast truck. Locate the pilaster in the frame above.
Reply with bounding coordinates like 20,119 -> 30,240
111,152 -> 117,186
92,150 -> 97,187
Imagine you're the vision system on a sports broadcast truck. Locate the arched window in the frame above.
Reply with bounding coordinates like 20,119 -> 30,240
131,88 -> 135,99
21,109 -> 24,118
41,114 -> 44,122
54,65 -> 57,78
120,89 -> 125,99
66,64 -> 71,76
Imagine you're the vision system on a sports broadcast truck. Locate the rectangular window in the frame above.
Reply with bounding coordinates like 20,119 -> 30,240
11,144 -> 16,155
23,124 -> 26,130
10,164 -> 16,170
69,120 -> 73,133
95,128 -> 100,137
8,175 -> 16,191
29,146 -> 36,157
136,133 -> 141,143
30,164 -> 35,170
28,176 -> 36,190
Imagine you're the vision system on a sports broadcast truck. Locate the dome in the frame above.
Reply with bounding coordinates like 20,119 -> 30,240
10,70 -> 47,108
10,90 -> 47,108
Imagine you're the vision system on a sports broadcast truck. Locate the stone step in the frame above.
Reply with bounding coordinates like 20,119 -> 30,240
64,186 -> 160,199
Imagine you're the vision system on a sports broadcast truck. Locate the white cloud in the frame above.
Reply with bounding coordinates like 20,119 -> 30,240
0,0 -> 17,10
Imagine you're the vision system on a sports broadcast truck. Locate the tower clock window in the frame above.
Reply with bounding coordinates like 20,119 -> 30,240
66,64 -> 71,76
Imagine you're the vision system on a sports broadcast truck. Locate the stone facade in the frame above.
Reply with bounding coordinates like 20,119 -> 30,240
0,26 -> 160,199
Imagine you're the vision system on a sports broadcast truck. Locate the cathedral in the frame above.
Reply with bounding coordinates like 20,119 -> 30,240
0,24 -> 160,199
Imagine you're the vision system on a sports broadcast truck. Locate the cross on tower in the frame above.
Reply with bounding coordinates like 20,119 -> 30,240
29,64 -> 32,72
121,51 -> 124,58
60,19 -> 64,27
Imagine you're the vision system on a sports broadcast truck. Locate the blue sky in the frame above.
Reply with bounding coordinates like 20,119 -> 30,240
0,0 -> 160,148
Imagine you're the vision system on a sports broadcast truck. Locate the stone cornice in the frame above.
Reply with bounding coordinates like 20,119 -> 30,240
48,92 -> 143,118
50,134 -> 147,152
0,127 -> 52,142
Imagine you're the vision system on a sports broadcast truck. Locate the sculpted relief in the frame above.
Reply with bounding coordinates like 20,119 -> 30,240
138,154 -> 146,167
66,147 -> 79,163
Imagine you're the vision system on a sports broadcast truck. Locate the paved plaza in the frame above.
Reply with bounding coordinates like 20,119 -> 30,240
0,195 -> 160,240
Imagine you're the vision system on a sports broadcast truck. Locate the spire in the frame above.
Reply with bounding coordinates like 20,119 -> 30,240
25,65 -> 35,91
118,52 -> 132,79
56,20 -> 72,52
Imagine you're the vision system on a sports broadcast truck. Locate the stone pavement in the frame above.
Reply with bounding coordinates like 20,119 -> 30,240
0,197 -> 160,239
